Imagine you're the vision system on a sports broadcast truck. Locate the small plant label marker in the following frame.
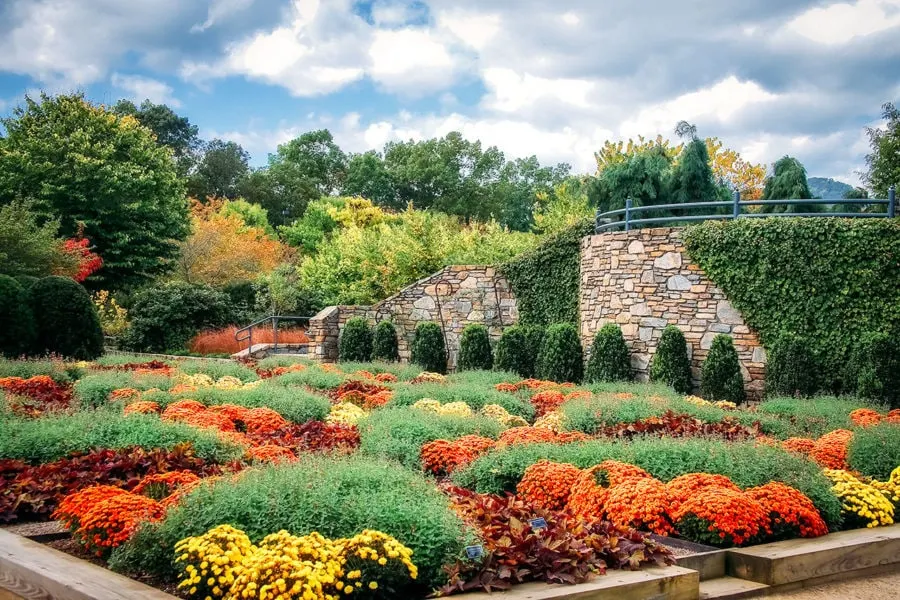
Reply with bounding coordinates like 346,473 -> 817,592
465,545 -> 484,560
529,517 -> 548,530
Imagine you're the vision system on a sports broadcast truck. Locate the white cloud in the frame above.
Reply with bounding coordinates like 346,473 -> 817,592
370,0 -> 421,26
480,68 -> 595,113
191,0 -> 254,33
368,28 -> 459,92
561,12 -> 580,26
111,73 -> 181,106
786,0 -> 900,44
619,76 -> 778,138
436,9 -> 500,50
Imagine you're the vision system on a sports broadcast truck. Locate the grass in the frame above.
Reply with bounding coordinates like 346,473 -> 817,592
848,423 -> 900,480
0,357 -> 84,383
271,366 -> 347,390
74,372 -> 174,408
0,409 -> 242,464
110,455 -> 468,592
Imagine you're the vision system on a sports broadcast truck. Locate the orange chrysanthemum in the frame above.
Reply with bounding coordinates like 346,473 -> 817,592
887,409 -> 900,424
421,436 -> 496,476
671,486 -> 769,547
242,407 -> 288,434
494,383 -> 519,393
745,482 -> 828,539
364,390 -> 393,410
530,390 -> 566,417
109,388 -> 141,402
123,400 -> 160,415
809,429 -> 853,470
666,473 -> 740,514
605,476 -> 674,535
181,410 -> 236,432
567,461 -> 652,519
374,372 -> 398,383
849,408 -> 882,427
516,460 -> 582,511
207,403 -> 251,422
247,445 -> 297,464
781,437 -> 816,455
161,399 -> 206,421
133,471 -> 201,499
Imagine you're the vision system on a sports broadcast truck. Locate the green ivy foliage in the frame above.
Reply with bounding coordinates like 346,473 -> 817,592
585,324 -> 631,383
683,218 -> 900,390
500,220 -> 593,326
372,320 -> 399,362
848,331 -> 900,409
457,324 -> 493,371
339,317 -> 373,362
537,323 -> 583,383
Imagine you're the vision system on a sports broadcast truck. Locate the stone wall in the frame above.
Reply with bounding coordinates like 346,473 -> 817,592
308,266 -> 517,369
580,228 -> 766,397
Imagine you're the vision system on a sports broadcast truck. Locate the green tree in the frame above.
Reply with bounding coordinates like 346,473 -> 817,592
220,199 -> 272,233
670,122 -> 719,204
587,145 -> 673,213
457,324 -> 493,371
339,317 -> 373,362
342,150 -> 399,209
270,129 -> 347,196
411,322 -> 447,374
700,335 -> 746,403
112,100 -> 201,176
537,323 -> 583,383
532,178 -> 592,235
863,102 -> 900,199
761,156 -> 816,213
30,276 -> 103,360
0,201 -> 78,278
0,93 -> 189,289
372,321 -> 399,362
495,156 -> 571,231
649,325 -> 692,394
188,139 -> 250,200
585,324 -> 631,383
0,275 -> 36,357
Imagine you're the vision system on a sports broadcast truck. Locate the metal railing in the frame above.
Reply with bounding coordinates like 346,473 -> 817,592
234,315 -> 312,354
595,186 -> 896,233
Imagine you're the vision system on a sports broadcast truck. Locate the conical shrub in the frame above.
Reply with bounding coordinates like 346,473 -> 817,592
411,322 -> 447,374
458,324 -> 493,371
585,323 -> 631,383
700,334 -> 746,403
537,323 -> 583,383
371,320 -> 399,362
650,325 -> 692,394
339,317 -> 373,362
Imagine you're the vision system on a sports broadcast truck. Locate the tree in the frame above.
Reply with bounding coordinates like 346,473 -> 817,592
0,201 -> 79,278
706,138 -> 766,200
30,276 -> 104,360
270,129 -> 347,196
700,335 -> 746,403
176,199 -> 286,287
537,323 -> 583,383
339,317 -> 373,362
833,186 -> 870,214
670,122 -> 719,204
594,136 -> 681,173
532,178 -> 593,235
112,100 -> 201,175
457,324 -> 493,371
761,156 -> 816,213
587,145 -> 673,213
0,275 -> 36,358
863,102 -> 900,199
585,324 -> 631,383
411,322 -> 447,374
0,93 -> 189,289
188,139 -> 250,200
649,325 -> 692,394
220,199 -> 272,233
342,150 -> 399,209
495,156 -> 571,231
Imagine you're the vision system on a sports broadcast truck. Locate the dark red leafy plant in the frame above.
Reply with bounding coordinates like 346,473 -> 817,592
244,421 -> 360,454
0,376 -> 73,416
595,411 -> 759,441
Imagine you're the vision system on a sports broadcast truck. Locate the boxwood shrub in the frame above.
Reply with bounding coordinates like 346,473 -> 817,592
649,325 -> 692,394
411,322 -> 447,374
339,317 -> 373,362
537,323 -> 583,383
0,274 -> 36,358
30,276 -> 103,360
701,334 -> 746,403
457,324 -> 493,371
372,320 -> 399,362
585,323 -> 631,383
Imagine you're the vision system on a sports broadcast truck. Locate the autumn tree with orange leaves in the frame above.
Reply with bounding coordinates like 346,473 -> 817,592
176,198 -> 289,287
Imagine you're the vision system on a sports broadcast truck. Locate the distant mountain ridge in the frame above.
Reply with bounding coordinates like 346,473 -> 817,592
808,177 -> 853,200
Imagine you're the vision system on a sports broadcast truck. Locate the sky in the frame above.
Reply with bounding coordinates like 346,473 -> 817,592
0,0 -> 898,185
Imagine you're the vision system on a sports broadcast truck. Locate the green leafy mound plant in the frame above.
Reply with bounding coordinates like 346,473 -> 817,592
700,335 -> 746,403
457,324 -> 493,371
494,325 -> 544,378
388,382 -> 534,420
30,276 -> 103,360
74,372 -> 173,409
411,322 -> 447,374
110,455 -> 468,592
537,323 -> 583,383
847,331 -> 900,409
164,383 -> 329,424
848,423 -> 900,481
120,282 -> 232,353
765,333 -> 818,398
0,274 -> 36,358
585,324 -> 631,383
649,325 -> 692,394
372,320 -> 399,361
339,316 -> 373,362
500,220 -> 593,326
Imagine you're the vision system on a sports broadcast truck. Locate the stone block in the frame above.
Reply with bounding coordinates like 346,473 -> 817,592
716,300 -> 743,325
641,270 -> 656,284
667,275 -> 692,291
700,332 -> 719,350
639,327 -> 653,342
621,324 -> 638,337
631,353 -> 651,370
628,240 -> 645,254
709,323 -> 732,333
413,296 -> 436,309
640,317 -> 668,328
654,252 -> 683,269
623,279 -> 635,292
630,302 -> 651,316
752,347 -> 767,363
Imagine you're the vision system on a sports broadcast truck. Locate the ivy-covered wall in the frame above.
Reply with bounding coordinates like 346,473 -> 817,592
499,220 -> 594,326
683,218 -> 900,389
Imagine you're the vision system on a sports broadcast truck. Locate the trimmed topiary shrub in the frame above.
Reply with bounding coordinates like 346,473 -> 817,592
120,282 -> 232,354
0,274 -> 36,358
523,325 -> 546,378
457,324 -> 493,371
495,325 -> 545,378
585,323 -> 631,383
411,322 -> 447,374
848,331 -> 900,409
650,325 -> 692,394
765,333 -> 818,398
700,334 -> 746,403
339,317 -> 373,362
537,323 -> 583,383
30,276 -> 103,360
372,320 -> 399,362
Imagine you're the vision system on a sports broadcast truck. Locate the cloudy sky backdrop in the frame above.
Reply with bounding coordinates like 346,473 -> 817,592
1,0 -> 898,184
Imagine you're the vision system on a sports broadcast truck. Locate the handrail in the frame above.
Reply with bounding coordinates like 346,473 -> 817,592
594,186 -> 896,233
234,315 -> 312,355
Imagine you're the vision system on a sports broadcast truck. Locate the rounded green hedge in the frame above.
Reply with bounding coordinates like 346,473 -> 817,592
30,276 -> 103,360
411,322 -> 447,374
457,324 -> 493,371
494,325 -> 544,378
372,320 -> 399,362
0,274 -> 36,358
701,334 -> 746,403
537,323 -> 583,383
650,325 -> 692,394
585,323 -> 631,383
339,316 -> 373,362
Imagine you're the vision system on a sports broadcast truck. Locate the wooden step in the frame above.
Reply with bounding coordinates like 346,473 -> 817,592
699,577 -> 769,599
727,523 -> 900,586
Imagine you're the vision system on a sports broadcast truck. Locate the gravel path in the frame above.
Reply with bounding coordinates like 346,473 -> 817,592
764,569 -> 900,599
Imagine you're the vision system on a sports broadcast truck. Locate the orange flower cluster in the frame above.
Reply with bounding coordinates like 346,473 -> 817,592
420,436 -> 496,476
671,486 -> 768,546
564,390 -> 592,401
161,399 -> 207,421
264,364 -> 306,378
849,408 -> 882,427
745,482 -> 828,539
123,400 -> 160,415
494,382 -> 519,393
497,426 -> 589,447
530,390 -> 566,417
133,471 -> 201,498
782,437 -> 816,455
666,473 -> 740,514
517,378 -> 558,390
374,372 -> 398,383
54,487 -> 164,555
182,411 -> 237,433
337,390 -> 368,406
568,461 -> 652,519
605,477 -> 674,535
363,390 -> 393,410
242,407 -> 289,434
207,403 -> 249,421
109,388 -> 141,402
809,429 -> 853,469
247,445 -> 297,464
888,409 -> 900,424
517,460 -> 582,511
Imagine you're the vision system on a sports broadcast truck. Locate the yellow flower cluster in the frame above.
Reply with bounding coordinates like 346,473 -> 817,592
175,524 -> 258,599
682,395 -> 736,410
177,374 -> 262,391
175,527 -> 417,600
480,404 -> 529,429
824,469 -> 895,528
413,372 -> 446,383
870,467 -> 900,507
327,402 -> 367,426
533,411 -> 565,432
412,399 -> 473,417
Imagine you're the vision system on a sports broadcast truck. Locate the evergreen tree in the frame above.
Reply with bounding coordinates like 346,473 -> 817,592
537,323 -> 583,383
700,335 -> 746,403
650,325 -> 692,394
339,317 -> 373,362
411,322 -> 447,374
457,324 -> 493,371
761,156 -> 817,213
670,136 -> 719,204
863,102 -> 900,199
585,324 -> 631,383
372,321 -> 399,362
